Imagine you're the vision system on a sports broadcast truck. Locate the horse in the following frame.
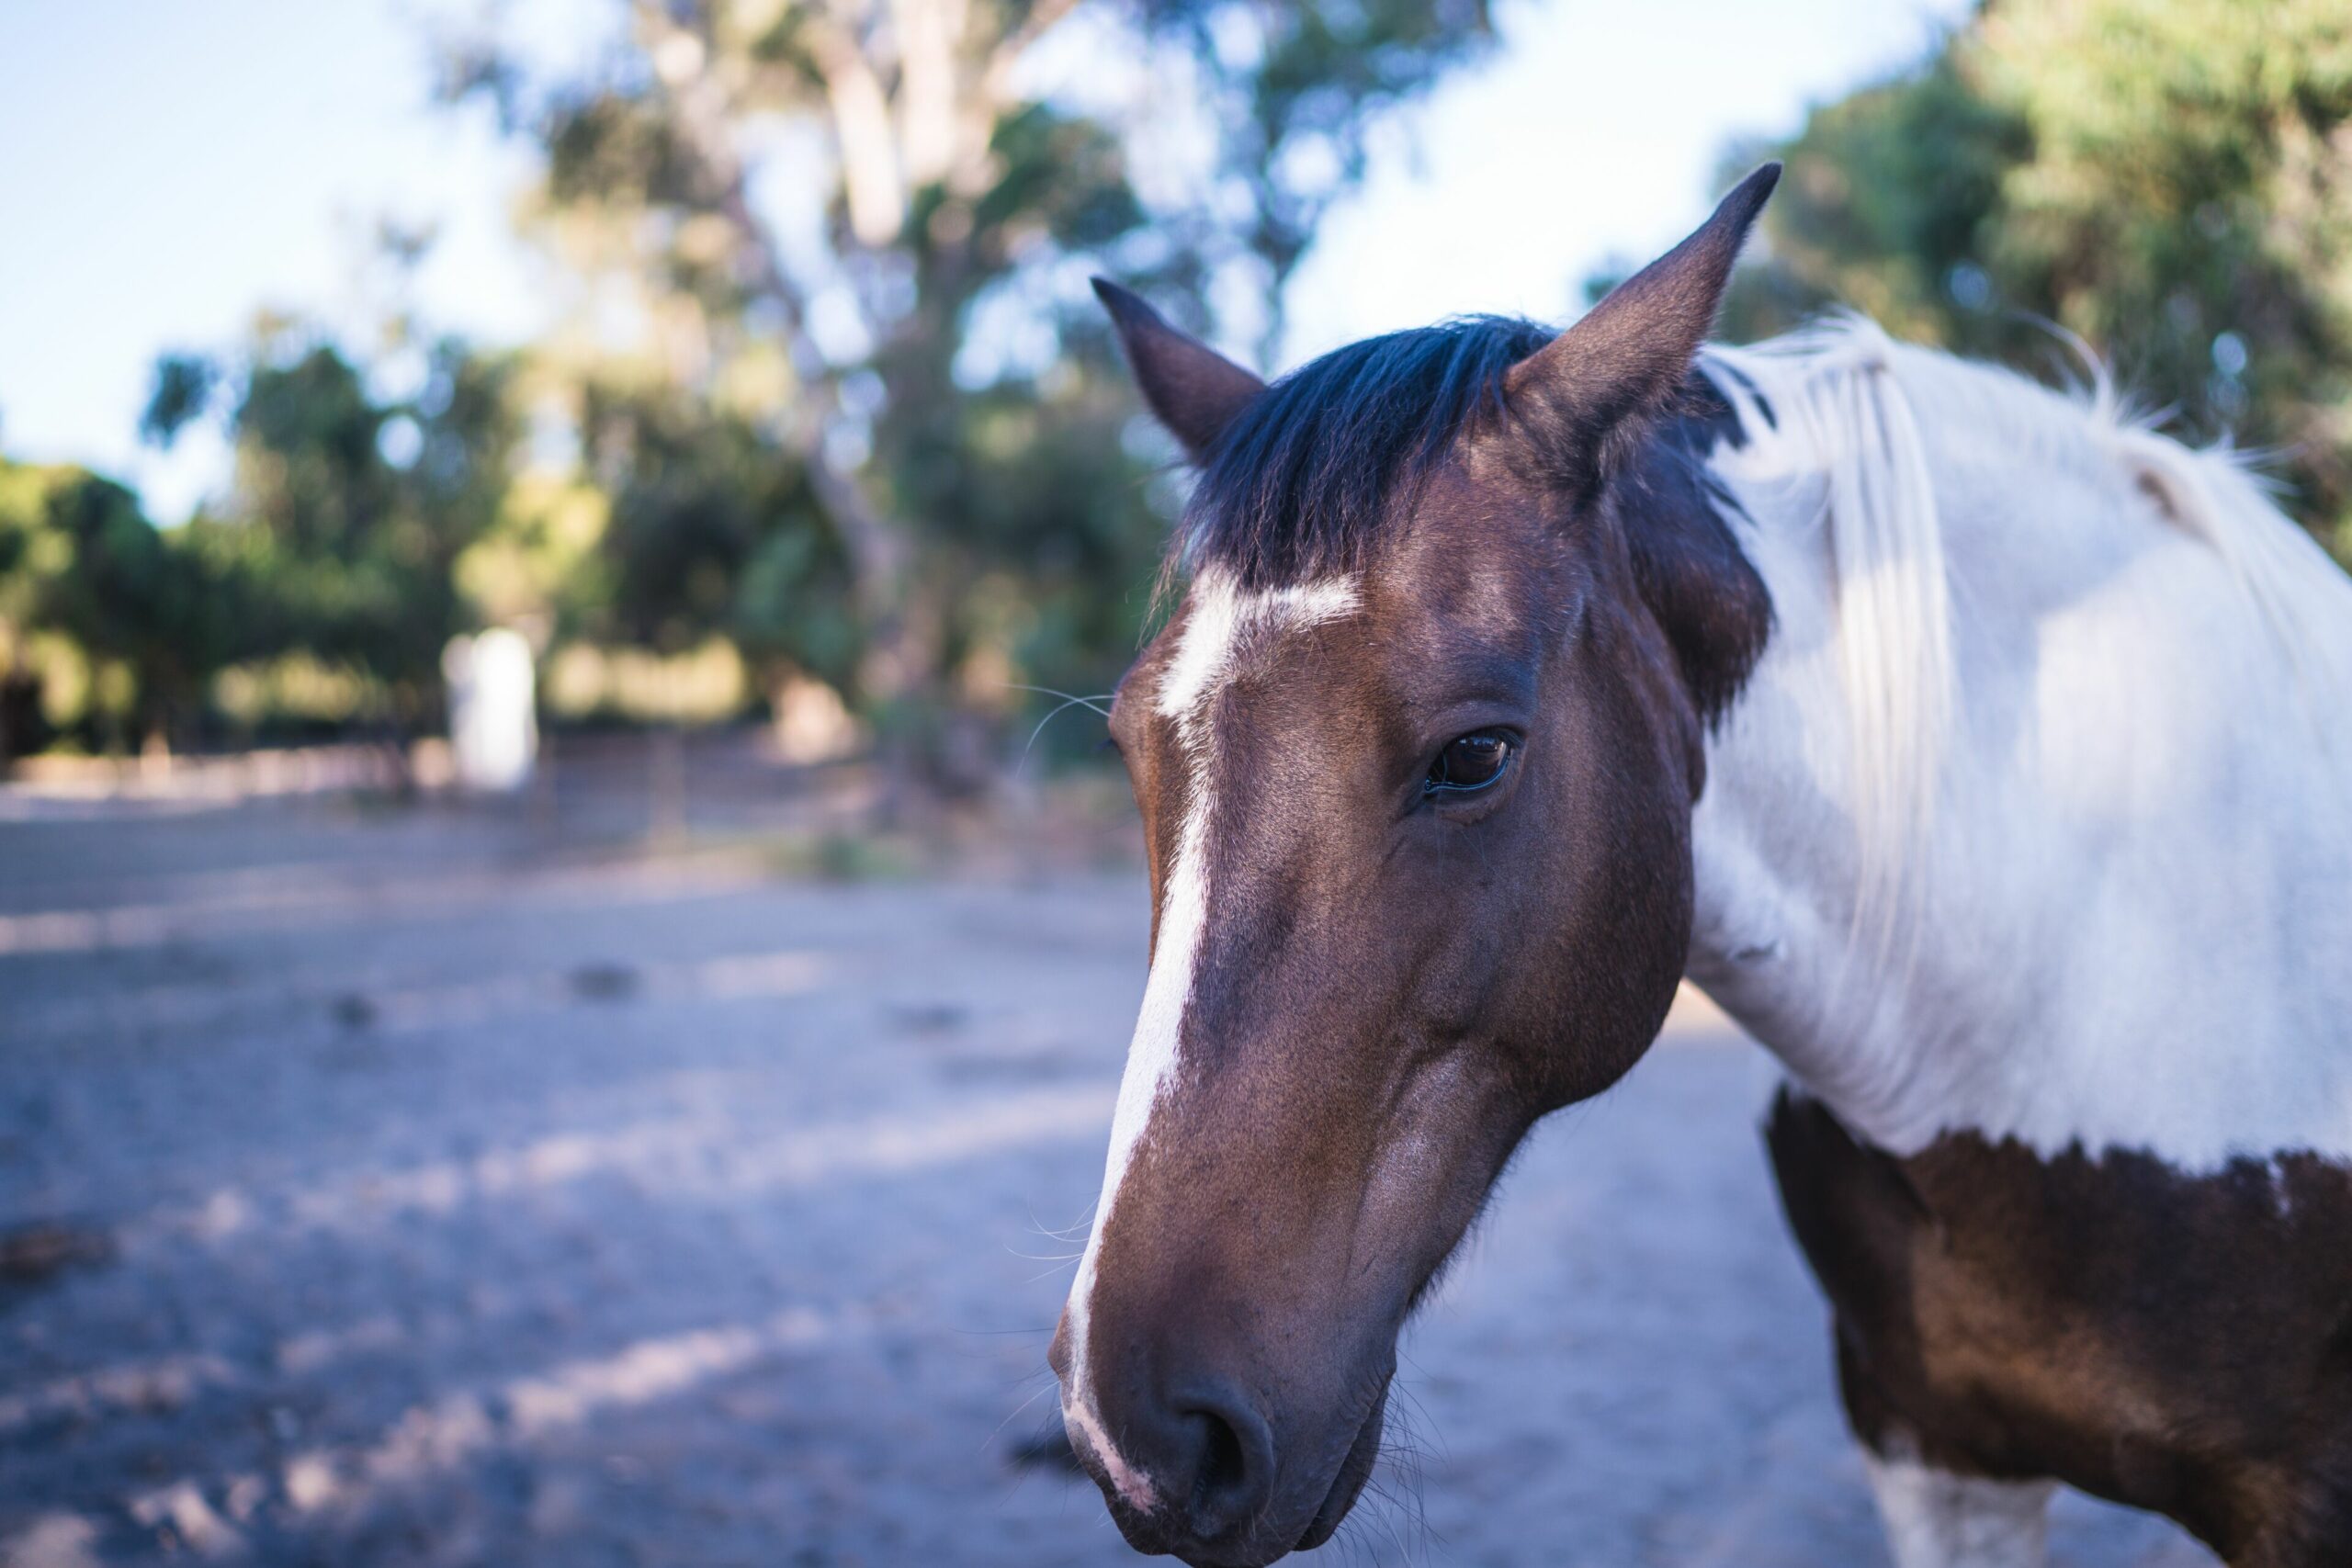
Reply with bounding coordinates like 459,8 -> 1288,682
1049,162 -> 2352,1568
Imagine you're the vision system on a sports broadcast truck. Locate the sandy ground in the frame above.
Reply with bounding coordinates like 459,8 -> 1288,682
0,764 -> 2215,1566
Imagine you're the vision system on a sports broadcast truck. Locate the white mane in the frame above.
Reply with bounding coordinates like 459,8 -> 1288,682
1697,316 -> 2352,952
1685,313 -> 2352,1168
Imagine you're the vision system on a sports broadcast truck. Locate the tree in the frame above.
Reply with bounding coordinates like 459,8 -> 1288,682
0,460 -> 216,754
1719,0 -> 2352,561
580,378 -> 858,687
144,330 -> 523,734
438,0 -> 1495,773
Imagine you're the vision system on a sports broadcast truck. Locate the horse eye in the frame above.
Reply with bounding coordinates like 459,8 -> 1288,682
1424,730 -> 1515,795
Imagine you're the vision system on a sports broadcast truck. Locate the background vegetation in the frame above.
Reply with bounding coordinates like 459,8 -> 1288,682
1717,0 -> 2352,537
4,0 -> 2346,771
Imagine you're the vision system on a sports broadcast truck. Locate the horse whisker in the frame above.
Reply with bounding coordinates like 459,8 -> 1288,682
1005,682 -> 1115,716
1014,690 -> 1115,773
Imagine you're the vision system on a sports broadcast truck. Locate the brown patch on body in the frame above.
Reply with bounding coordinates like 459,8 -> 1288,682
1767,1089 -> 2352,1567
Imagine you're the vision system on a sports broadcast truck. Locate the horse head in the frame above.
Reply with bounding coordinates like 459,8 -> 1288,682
1052,166 -> 1781,1565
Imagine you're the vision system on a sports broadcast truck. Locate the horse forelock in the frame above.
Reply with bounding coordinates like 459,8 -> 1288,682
1175,316 -> 1554,593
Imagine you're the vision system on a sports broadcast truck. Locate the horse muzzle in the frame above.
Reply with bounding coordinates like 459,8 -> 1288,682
1052,1311 -> 1394,1567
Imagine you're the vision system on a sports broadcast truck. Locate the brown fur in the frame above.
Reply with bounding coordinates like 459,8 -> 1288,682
1056,168 -> 1781,1568
1768,1089 -> 2352,1568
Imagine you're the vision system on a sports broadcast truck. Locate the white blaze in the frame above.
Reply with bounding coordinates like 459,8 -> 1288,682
1863,1448 -> 2054,1568
1058,570 -> 1362,1510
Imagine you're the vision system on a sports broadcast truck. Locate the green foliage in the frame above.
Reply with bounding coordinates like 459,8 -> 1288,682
1723,0 -> 2352,558
0,460 -> 216,750
974,106 -> 1146,257
119,333 -> 523,738
1713,53 -> 2027,344
28,0 -> 2352,773
28,0 -> 2352,771
577,379 -> 858,684
440,0 -> 1494,766
33,0 -> 1512,760
1147,0 -> 1495,304
138,354 -> 220,449
215,339 -> 515,722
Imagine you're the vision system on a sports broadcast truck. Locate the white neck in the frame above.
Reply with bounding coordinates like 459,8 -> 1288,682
1685,321 -> 2352,1169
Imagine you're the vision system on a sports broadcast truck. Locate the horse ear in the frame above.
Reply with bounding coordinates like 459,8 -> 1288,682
1091,279 -> 1266,462
1506,163 -> 1779,489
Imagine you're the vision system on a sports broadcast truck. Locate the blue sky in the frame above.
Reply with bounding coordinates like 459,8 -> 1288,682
0,0 -> 1969,523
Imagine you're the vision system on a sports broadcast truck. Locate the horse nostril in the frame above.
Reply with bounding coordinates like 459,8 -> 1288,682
1193,1408 -> 1246,1501
1174,1386 -> 1273,1537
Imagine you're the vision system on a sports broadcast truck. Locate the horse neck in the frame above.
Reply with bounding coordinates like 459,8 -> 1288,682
1680,327 -> 2352,1169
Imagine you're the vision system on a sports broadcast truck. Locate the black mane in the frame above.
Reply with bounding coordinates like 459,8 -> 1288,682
1180,316 -> 1554,591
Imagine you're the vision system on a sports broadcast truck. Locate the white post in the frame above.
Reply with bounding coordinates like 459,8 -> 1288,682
443,628 -> 538,793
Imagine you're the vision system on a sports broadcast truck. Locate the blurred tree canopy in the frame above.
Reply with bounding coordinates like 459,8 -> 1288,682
435,0 -> 1494,777
16,0 -> 2352,772
1716,0 -> 2352,560
2,0 -> 1497,767
138,329 -> 522,740
0,461 -> 215,756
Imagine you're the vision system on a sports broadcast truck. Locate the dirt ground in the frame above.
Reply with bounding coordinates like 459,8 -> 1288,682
0,750 -> 2213,1566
